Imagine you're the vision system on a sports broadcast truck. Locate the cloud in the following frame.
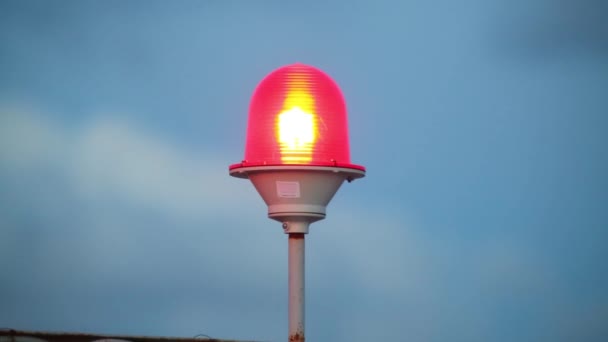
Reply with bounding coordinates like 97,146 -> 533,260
71,117 -> 245,219
0,106 -> 68,168
0,106 -> 259,222
489,0 -> 608,60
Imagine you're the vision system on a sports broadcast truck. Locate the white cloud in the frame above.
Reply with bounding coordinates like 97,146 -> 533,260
71,117 -> 248,219
0,106 -> 259,221
0,107 -> 69,167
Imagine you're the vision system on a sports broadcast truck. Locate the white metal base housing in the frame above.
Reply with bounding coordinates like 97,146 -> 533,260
229,165 -> 365,233
229,164 -> 365,342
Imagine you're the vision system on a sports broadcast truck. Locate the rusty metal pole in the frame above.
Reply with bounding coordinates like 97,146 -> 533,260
288,233 -> 305,342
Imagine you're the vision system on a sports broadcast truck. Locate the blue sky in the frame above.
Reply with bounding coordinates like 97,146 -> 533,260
1,1 -> 607,341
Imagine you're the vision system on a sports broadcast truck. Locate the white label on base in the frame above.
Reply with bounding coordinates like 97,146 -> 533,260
276,181 -> 300,198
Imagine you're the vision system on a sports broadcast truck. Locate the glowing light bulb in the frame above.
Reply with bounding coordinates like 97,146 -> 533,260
277,106 -> 316,162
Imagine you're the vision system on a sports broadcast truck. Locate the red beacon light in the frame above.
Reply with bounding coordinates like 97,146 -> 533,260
230,63 -> 364,170
229,63 -> 365,342
230,63 -> 365,233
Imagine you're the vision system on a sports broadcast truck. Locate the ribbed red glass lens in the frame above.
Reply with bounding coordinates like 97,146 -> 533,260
234,63 -> 361,170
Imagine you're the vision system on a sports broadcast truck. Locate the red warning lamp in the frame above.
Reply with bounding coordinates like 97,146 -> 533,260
229,63 -> 365,342
230,63 -> 365,228
230,63 -> 364,170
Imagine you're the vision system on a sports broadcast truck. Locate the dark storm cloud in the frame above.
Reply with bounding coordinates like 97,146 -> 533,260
489,0 -> 608,59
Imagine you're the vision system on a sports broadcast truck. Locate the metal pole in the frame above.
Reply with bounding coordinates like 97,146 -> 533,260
288,233 -> 305,342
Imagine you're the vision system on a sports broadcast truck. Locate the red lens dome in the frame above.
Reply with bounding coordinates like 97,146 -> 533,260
231,63 -> 364,171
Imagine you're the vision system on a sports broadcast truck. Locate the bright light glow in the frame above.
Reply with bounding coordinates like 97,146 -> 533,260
278,106 -> 316,162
